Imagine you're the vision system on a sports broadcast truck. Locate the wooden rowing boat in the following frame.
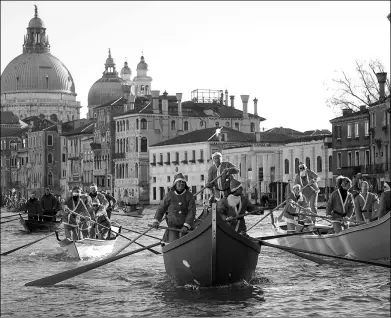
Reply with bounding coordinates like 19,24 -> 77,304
269,211 -> 390,261
19,214 -> 62,233
162,204 -> 261,287
55,226 -> 121,259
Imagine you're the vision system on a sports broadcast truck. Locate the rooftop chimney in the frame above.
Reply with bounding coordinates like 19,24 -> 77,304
253,97 -> 258,116
376,72 -> 387,101
360,105 -> 367,113
230,95 -> 235,108
162,91 -> 169,115
342,108 -> 353,116
151,90 -> 160,114
176,93 -> 183,116
225,90 -> 228,106
240,95 -> 249,118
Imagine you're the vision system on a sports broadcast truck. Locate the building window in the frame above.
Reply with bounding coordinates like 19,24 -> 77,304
364,121 -> 369,136
371,112 -> 376,128
295,158 -> 300,173
184,121 -> 189,131
175,152 -> 179,162
235,123 -> 239,130
167,152 -> 171,162
355,123 -> 359,137
171,120 -> 176,130
62,154 -> 66,162
167,176 -> 171,183
201,174 -> 204,181
250,123 -> 255,132
192,150 -> 196,161
160,153 -> 163,163
335,126 -> 341,139
305,157 -> 310,170
153,187 -> 156,200
337,153 -> 342,169
365,150 -> 370,167
184,151 -> 188,161
141,137 -> 148,152
284,159 -> 289,174
329,155 -> 332,172
141,118 -> 147,130
136,119 -> 139,130
347,124 -> 352,138
48,153 -> 53,164
347,151 -> 352,167
62,170 -> 66,178
153,177 -> 156,183
317,156 -> 322,172
355,151 -> 360,166
48,171 -> 53,186
200,149 -> 204,160
200,121 -> 204,127
153,154 -> 156,164
47,134 -> 53,146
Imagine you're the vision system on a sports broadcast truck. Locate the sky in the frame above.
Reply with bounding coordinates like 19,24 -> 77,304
1,1 -> 390,133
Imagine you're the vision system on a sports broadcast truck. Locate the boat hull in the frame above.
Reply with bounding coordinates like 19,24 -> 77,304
19,214 -> 61,233
57,226 -> 120,259
162,206 -> 261,286
270,212 -> 390,261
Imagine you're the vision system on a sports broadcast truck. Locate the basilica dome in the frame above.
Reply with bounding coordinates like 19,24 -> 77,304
87,49 -> 124,106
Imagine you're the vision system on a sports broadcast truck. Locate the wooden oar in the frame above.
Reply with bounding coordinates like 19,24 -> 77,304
254,231 -> 318,241
246,184 -> 312,232
148,224 -> 182,232
25,241 -> 162,287
111,212 -> 142,218
0,217 -> 21,225
67,211 -> 160,255
0,214 -> 23,220
260,241 -> 391,269
1,232 -> 55,256
119,226 -> 162,241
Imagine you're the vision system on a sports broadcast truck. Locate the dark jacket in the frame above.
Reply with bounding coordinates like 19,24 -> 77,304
25,197 -> 40,215
40,193 -> 57,211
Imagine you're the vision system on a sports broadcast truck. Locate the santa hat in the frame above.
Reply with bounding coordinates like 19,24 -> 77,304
229,179 -> 243,193
172,173 -> 187,186
211,152 -> 222,159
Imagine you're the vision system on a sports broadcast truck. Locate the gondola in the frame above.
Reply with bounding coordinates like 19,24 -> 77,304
269,211 -> 390,261
161,204 -> 261,287
55,226 -> 121,259
19,213 -> 62,233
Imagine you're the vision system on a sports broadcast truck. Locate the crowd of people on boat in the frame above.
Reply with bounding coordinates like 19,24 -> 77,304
151,152 -> 391,242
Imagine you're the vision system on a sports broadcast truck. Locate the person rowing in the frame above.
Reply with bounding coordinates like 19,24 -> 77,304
353,181 -> 379,222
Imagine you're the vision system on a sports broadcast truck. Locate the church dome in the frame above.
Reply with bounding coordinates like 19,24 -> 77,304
137,55 -> 148,70
28,17 -> 45,28
1,52 -> 76,94
88,77 -> 124,106
120,61 -> 132,76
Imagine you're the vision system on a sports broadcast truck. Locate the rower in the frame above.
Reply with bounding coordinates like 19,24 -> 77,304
353,181 -> 379,222
92,198 -> 112,240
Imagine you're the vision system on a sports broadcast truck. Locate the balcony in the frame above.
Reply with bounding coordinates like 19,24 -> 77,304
164,161 -> 171,166
150,162 -> 156,166
171,161 -> 179,165
157,162 -> 163,166
188,160 -> 195,164
112,153 -> 125,159
181,160 -> 188,164
197,159 -> 204,163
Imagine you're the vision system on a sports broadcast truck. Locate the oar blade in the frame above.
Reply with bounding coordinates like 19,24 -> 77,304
25,242 -> 161,287
1,232 -> 55,256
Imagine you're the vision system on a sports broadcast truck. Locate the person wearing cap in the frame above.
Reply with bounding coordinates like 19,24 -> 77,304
91,197 -> 112,240
281,184 -> 312,233
102,191 -> 117,219
63,186 -> 90,240
326,176 -> 355,233
25,192 -> 40,221
353,181 -> 379,222
373,181 -> 391,220
217,179 -> 257,236
40,187 -> 58,222
207,152 -> 239,202
151,173 -> 196,243
294,163 -> 320,222
88,184 -> 109,216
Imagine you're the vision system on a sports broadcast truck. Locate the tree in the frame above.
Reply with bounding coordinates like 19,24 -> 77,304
326,59 -> 390,111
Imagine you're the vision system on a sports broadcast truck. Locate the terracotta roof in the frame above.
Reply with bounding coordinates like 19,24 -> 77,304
2,127 -> 29,138
62,122 -> 95,136
0,111 -> 20,124
264,127 -> 303,136
1,127 -> 22,137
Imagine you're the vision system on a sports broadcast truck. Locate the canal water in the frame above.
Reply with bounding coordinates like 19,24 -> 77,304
1,207 -> 390,317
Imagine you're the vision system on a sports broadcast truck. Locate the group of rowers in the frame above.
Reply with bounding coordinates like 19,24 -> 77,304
61,184 -> 117,241
150,153 -> 391,243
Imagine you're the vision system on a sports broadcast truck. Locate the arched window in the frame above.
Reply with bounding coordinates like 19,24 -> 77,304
171,120 -> 176,130
116,139 -> 119,153
295,158 -> 300,173
126,120 -> 129,131
136,137 -> 138,152
47,171 -> 53,186
215,122 -> 220,128
117,122 -> 120,132
50,114 -> 58,122
234,123 -> 239,130
317,156 -> 322,172
250,123 -> 255,132
200,121 -> 204,127
184,121 -> 189,131
305,157 -> 310,170
125,163 -> 129,178
47,153 -> 53,164
329,155 -> 333,172
284,159 -> 289,174
135,163 -> 139,178
141,118 -> 147,129
140,85 -> 145,95
141,137 -> 148,152
126,138 -> 129,152
136,119 -> 139,130
145,85 -> 149,95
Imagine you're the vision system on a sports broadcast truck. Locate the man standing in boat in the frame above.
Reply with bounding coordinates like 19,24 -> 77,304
102,191 -> 117,219
40,187 -> 58,222
25,191 -> 40,221
353,181 -> 379,222
217,179 -> 257,236
351,173 -> 364,198
207,152 -> 239,203
88,184 -> 109,215
151,173 -> 196,243
326,176 -> 355,233
373,181 -> 391,220
91,198 -> 112,240
294,163 -> 320,223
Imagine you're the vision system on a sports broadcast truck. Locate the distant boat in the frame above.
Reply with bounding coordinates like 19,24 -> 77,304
162,205 -> 261,287
55,226 -> 121,259
19,214 -> 61,233
122,205 -> 144,217
269,212 -> 390,261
